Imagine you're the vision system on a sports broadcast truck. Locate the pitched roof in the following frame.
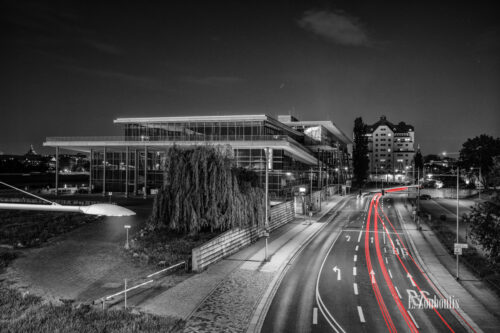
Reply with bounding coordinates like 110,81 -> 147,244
367,116 -> 414,133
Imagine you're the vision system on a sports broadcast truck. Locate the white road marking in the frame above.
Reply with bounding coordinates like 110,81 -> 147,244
355,245 -> 359,251
313,307 -> 318,324
354,255 -> 357,262
333,266 -> 341,280
353,267 -> 357,276
357,306 -> 366,323
407,273 -> 416,287
346,235 -> 351,242
370,236 -> 373,244
353,283 -> 358,295
384,247 -> 387,253
408,311 -> 420,328
357,230 -> 363,243
388,269 -> 393,279
395,286 -> 402,299
385,257 -> 388,264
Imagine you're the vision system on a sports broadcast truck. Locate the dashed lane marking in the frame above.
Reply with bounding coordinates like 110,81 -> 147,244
313,307 -> 318,324
357,306 -> 366,323
353,267 -> 357,276
354,283 -> 358,295
354,255 -> 357,262
395,286 -> 402,299
408,311 -> 420,329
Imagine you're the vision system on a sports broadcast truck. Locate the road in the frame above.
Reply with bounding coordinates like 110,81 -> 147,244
262,190 -> 476,332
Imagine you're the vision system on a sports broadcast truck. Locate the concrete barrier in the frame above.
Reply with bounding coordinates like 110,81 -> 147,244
420,188 -> 478,199
191,201 -> 296,272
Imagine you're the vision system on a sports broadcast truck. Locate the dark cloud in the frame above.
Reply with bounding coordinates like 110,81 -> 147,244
298,9 -> 371,47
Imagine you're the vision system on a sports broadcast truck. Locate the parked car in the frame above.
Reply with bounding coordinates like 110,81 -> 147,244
419,194 -> 431,200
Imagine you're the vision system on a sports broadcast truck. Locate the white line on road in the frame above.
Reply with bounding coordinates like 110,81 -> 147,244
353,267 -> 357,276
384,247 -> 387,253
357,306 -> 366,323
395,286 -> 402,299
388,269 -> 393,279
353,283 -> 358,295
385,257 -> 388,264
313,307 -> 318,324
357,230 -> 363,243
355,245 -> 359,251
354,255 -> 357,262
408,311 -> 420,328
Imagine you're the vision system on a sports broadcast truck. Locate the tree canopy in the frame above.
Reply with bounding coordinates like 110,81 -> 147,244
352,117 -> 369,187
148,146 -> 265,235
464,197 -> 500,266
459,134 -> 500,189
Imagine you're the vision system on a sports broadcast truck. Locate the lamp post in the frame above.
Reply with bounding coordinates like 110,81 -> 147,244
335,167 -> 339,195
124,225 -> 131,249
442,151 -> 461,279
0,181 -> 135,217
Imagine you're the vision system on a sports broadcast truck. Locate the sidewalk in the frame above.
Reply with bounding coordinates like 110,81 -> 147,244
141,195 -> 348,332
395,202 -> 500,333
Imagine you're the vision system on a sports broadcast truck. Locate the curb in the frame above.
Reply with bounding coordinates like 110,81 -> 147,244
246,196 -> 351,333
394,203 -> 483,333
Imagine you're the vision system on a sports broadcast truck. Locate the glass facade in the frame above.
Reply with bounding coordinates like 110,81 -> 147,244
47,115 -> 351,198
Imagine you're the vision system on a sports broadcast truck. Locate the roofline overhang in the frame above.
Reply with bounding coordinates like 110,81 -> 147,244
43,140 -> 318,165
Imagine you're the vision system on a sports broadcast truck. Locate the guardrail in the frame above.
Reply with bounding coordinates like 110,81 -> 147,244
95,261 -> 187,309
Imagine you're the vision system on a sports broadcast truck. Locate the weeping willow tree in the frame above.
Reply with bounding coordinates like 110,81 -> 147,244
149,145 -> 266,235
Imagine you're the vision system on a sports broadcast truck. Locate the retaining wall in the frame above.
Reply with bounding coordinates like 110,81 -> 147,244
420,188 -> 478,199
191,200 -> 295,272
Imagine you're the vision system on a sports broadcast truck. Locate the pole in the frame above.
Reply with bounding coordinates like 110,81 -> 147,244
125,146 -> 129,198
143,146 -> 147,199
265,148 -> 269,262
310,167 -> 313,203
89,149 -> 93,194
55,146 -> 59,196
124,279 -> 127,309
417,167 -> 420,230
456,167 -> 460,280
102,147 -> 106,196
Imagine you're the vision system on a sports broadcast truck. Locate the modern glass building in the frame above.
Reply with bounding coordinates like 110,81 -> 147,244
44,114 -> 351,199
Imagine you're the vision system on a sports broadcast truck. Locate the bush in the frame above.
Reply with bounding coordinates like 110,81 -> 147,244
0,286 -> 184,333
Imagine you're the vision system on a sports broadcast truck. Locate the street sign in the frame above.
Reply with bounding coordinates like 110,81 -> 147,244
454,243 -> 468,249
263,231 -> 269,237
454,247 -> 462,255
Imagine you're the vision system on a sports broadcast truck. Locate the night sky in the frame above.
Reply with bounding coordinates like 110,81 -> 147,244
1,1 -> 499,155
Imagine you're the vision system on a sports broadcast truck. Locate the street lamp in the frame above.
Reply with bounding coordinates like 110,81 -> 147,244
0,181 -> 135,217
124,225 -> 131,249
441,151 -> 461,279
335,167 -> 340,195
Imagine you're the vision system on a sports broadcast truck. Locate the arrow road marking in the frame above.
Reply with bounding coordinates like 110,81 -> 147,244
333,266 -> 341,280
370,270 -> 376,284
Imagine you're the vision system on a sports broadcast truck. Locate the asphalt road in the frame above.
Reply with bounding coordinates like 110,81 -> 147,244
262,191 -> 475,332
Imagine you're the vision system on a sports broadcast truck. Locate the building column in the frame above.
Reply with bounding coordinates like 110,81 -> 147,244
88,149 -> 92,194
55,146 -> 59,196
134,149 -> 138,195
102,147 -> 106,196
125,146 -> 129,198
143,146 -> 147,199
